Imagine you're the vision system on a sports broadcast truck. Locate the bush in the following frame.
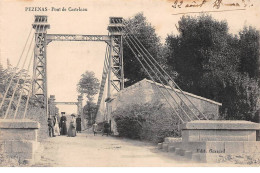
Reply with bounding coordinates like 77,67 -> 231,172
112,102 -> 181,143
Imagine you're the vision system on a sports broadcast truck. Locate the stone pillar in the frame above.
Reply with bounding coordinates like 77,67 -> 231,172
77,95 -> 84,130
0,119 -> 40,164
77,95 -> 83,116
48,95 -> 56,116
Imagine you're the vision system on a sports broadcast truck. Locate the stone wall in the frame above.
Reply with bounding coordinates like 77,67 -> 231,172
160,120 -> 260,163
96,79 -> 222,134
108,79 -> 221,118
0,119 -> 40,165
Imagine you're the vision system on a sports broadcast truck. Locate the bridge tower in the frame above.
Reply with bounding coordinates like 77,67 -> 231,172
32,15 -> 50,115
77,95 -> 83,116
105,17 -> 124,121
107,17 -> 125,96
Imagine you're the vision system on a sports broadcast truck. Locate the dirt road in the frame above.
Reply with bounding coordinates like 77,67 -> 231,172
32,130 -> 240,167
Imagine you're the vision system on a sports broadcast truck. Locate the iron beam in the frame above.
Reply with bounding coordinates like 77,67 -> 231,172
54,102 -> 78,105
46,34 -> 110,43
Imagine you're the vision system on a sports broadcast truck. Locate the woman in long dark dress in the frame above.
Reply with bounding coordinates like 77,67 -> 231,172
102,121 -> 110,136
76,115 -> 81,133
68,114 -> 76,137
60,115 -> 67,135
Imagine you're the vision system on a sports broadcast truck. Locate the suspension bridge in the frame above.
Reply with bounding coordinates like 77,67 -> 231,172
2,15 -> 259,166
0,15 -> 207,123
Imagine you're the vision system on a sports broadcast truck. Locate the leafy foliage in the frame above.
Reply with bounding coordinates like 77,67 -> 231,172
83,101 -> 98,125
0,60 -> 48,141
123,13 -> 164,87
238,26 -> 260,79
165,14 -> 260,121
0,61 -> 42,117
113,102 -> 180,143
77,71 -> 100,102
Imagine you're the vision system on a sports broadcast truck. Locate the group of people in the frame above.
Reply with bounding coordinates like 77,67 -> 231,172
48,113 -> 82,137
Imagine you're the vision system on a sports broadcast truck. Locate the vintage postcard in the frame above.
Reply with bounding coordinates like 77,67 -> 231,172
0,0 -> 260,167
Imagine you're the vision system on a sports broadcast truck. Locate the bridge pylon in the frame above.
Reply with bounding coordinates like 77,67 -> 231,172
32,15 -> 50,115
107,17 -> 125,95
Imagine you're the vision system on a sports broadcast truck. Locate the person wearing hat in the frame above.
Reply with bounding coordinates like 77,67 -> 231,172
93,121 -> 98,136
53,113 -> 60,136
47,117 -> 55,137
68,114 -> 76,137
76,115 -> 82,133
60,113 -> 67,135
102,121 -> 110,136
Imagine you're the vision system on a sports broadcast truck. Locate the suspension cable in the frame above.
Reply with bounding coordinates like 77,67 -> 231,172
24,24 -> 42,119
121,19 -> 208,120
4,34 -> 35,119
0,28 -> 33,112
112,19 -> 191,122
23,72 -> 34,119
124,35 -> 192,121
124,37 -> 184,123
116,19 -> 199,120
96,44 -> 110,111
14,47 -> 34,119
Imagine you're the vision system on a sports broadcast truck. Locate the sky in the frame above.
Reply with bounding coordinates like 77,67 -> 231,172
0,0 -> 259,114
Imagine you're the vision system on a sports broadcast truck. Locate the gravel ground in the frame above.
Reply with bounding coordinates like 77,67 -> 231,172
31,130 -> 255,167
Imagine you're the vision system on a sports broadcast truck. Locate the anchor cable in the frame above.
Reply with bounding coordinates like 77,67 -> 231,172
0,27 -> 33,112
121,19 -> 208,120
4,34 -> 35,119
117,19 -> 200,120
14,46 -> 34,119
112,19 -> 190,122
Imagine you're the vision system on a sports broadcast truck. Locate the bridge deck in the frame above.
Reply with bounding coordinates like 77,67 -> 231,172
31,130 -> 241,167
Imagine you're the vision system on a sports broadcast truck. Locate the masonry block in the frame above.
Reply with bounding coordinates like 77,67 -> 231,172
0,119 -> 40,165
0,142 -> 3,153
184,151 -> 192,160
175,148 -> 181,155
248,131 -> 256,141
175,148 -> 185,156
181,120 -> 260,142
157,143 -> 162,149
0,129 -> 37,141
205,142 -> 225,153
164,137 -> 181,143
3,141 -> 13,153
243,142 -> 260,153
225,142 -> 244,153
162,143 -> 169,152
179,149 -> 185,156
168,146 -> 175,152
11,141 -> 37,153
181,120 -> 260,130
199,130 -> 251,141
257,130 -> 260,141
0,119 -> 40,129
192,153 -> 201,162
182,130 -> 200,142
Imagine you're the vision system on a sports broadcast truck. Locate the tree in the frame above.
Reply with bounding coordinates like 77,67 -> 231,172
83,101 -> 97,125
165,14 -> 260,121
77,71 -> 100,102
123,13 -> 163,87
238,26 -> 260,80
166,14 -> 234,95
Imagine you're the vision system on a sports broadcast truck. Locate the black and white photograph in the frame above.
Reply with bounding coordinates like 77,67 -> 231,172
0,0 -> 260,167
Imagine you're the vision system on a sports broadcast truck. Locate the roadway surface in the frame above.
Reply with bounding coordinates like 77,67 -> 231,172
32,130 -> 241,167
